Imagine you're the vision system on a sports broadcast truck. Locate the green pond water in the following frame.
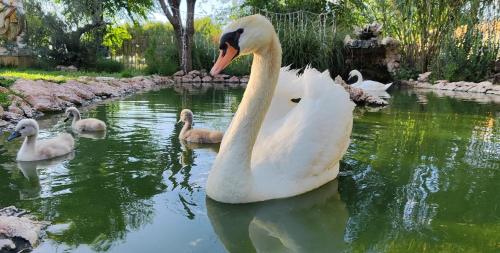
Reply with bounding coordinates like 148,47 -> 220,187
0,87 -> 499,253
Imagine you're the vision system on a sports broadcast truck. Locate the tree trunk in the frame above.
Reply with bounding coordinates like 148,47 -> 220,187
158,0 -> 197,73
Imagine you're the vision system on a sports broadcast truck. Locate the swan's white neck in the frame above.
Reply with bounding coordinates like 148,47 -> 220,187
71,112 -> 81,127
180,121 -> 192,138
18,135 -> 37,160
207,34 -> 282,203
352,70 -> 363,84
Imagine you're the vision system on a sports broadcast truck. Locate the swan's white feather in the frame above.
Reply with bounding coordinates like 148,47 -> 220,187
252,67 -> 354,199
352,80 -> 392,91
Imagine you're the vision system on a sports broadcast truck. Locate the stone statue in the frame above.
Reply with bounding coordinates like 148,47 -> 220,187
0,0 -> 26,48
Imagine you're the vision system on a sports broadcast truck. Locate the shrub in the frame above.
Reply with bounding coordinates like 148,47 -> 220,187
144,36 -> 179,75
0,92 -> 10,108
224,56 -> 252,76
0,77 -> 16,88
393,65 -> 420,81
120,69 -> 143,78
431,29 -> 499,82
94,58 -> 125,73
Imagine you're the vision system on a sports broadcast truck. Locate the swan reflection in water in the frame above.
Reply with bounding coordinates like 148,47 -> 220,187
206,180 -> 348,253
76,130 -> 106,140
15,152 -> 75,200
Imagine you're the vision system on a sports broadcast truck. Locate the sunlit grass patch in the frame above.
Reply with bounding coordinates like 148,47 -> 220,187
0,69 -> 132,83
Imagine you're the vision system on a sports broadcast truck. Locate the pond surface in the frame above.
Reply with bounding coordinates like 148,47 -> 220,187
0,87 -> 499,253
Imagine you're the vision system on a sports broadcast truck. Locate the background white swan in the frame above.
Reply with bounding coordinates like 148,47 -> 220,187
206,14 -> 354,203
348,70 -> 392,91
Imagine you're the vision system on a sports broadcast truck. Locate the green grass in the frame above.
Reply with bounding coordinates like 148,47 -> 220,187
0,77 -> 16,88
0,68 -> 144,83
0,92 -> 9,107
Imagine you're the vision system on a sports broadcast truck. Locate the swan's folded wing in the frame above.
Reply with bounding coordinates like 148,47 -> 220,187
253,68 -> 354,180
256,67 -> 304,139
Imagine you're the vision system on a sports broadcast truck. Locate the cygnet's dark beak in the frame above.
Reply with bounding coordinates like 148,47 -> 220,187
64,117 -> 70,122
7,131 -> 21,141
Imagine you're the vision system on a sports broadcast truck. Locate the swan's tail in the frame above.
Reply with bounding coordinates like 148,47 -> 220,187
384,82 -> 393,90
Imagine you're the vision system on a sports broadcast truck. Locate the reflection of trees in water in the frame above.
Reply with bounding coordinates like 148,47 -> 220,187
0,88 -> 244,250
341,90 -> 500,250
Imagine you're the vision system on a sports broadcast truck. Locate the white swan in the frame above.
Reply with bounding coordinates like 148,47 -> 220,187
65,107 -> 107,132
206,14 -> 354,203
348,70 -> 392,91
178,109 -> 224,144
7,119 -> 75,161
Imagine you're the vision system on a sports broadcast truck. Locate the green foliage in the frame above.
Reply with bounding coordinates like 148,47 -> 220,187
0,69 -> 124,82
120,19 -> 228,75
357,0 -> 499,81
0,77 -> 16,88
94,58 -> 125,73
103,26 -> 132,55
393,65 -> 420,80
430,20 -> 500,82
243,0 -> 335,13
0,92 -> 9,108
225,56 -> 252,76
24,0 -> 153,69
120,69 -> 143,78
137,23 -> 179,75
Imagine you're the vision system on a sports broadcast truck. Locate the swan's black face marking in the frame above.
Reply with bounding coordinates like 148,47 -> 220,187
219,28 -> 243,59
291,98 -> 301,103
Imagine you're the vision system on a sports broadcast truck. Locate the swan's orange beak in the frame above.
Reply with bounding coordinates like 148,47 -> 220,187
210,42 -> 239,76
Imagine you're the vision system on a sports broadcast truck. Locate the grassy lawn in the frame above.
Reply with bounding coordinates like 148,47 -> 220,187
0,68 -> 143,83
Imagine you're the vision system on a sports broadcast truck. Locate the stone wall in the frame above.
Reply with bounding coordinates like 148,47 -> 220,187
406,72 -> 500,95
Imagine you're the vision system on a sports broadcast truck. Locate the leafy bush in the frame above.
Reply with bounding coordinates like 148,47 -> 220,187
94,58 -> 125,73
431,29 -> 499,82
120,69 -> 143,78
0,92 -> 10,108
393,65 -> 420,81
224,56 -> 252,76
0,77 -> 16,88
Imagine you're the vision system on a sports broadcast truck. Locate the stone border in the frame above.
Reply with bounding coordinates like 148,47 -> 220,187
0,74 -> 252,131
172,70 -> 249,86
0,206 -> 49,252
405,72 -> 500,95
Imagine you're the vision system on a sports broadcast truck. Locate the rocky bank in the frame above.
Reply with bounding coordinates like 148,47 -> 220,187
405,72 -> 500,95
0,73 -> 253,131
0,206 -> 49,253
0,71 -> 390,131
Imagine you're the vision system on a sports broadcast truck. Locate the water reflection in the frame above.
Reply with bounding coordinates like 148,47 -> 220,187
13,153 -> 75,200
207,180 -> 348,253
0,87 -> 498,253
76,131 -> 107,140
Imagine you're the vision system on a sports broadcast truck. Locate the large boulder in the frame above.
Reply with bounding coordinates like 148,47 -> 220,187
173,70 -> 185,76
0,206 -> 49,252
11,80 -> 68,111
85,81 -> 120,97
64,80 -> 97,100
417,72 -> 432,82
468,81 -> 493,93
335,76 -> 388,106
188,70 -> 201,77
486,85 -> 500,95
202,76 -> 213,82
228,76 -> 240,83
